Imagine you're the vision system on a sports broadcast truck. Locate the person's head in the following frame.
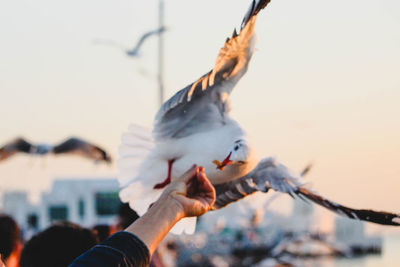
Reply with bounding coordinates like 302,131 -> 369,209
0,214 -> 22,265
92,224 -> 112,242
116,203 -> 139,230
20,221 -> 98,267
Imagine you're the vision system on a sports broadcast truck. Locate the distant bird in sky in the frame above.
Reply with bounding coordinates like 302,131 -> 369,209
299,163 -> 313,177
93,27 -> 166,58
0,137 -> 111,164
118,0 -> 400,234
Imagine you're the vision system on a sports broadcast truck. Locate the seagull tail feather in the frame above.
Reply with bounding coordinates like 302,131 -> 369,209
118,124 -> 155,187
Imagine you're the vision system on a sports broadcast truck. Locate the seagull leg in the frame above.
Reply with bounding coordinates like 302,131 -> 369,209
153,159 -> 175,189
28,157 -> 34,168
41,157 -> 46,169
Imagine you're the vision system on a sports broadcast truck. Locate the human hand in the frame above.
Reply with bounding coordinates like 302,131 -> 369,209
159,165 -> 216,219
125,165 -> 216,255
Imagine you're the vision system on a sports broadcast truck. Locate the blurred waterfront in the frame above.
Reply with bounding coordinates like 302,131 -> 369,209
2,180 -> 400,266
170,232 -> 400,266
319,235 -> 400,267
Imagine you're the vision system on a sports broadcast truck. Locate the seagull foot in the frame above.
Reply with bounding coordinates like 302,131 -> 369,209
153,176 -> 171,189
153,159 -> 175,189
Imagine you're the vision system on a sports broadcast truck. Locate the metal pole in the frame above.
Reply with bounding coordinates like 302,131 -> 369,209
158,0 -> 165,107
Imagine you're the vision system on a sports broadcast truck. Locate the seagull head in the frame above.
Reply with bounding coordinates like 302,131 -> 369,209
213,139 -> 250,171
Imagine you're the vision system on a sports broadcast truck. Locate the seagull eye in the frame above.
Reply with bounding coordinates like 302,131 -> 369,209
234,145 -> 239,151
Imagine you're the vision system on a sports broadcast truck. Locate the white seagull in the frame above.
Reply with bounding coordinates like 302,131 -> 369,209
118,0 -> 400,234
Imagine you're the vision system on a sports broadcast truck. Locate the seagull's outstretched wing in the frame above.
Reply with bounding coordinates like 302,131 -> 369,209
92,39 -> 126,50
0,138 -> 34,161
128,27 -> 166,55
52,137 -> 112,163
214,157 -> 400,226
153,0 -> 272,140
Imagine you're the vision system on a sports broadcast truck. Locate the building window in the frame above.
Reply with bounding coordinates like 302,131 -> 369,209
95,192 -> 122,216
27,213 -> 38,229
48,205 -> 68,221
78,199 -> 85,220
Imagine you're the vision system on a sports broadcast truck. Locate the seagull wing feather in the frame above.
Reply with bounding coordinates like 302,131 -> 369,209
153,0 -> 272,140
129,27 -> 166,55
0,137 -> 34,161
52,137 -> 111,163
214,157 -> 400,226
92,39 -> 126,50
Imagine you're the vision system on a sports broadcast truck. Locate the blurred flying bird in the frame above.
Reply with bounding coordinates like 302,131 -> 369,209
0,137 -> 112,164
300,163 -> 313,177
118,0 -> 400,234
93,27 -> 167,58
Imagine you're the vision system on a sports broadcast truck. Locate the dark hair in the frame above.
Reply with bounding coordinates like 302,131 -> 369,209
92,224 -> 111,242
20,221 -> 98,267
117,203 -> 139,230
0,214 -> 21,261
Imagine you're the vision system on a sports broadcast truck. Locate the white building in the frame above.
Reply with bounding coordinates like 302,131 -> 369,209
1,191 -> 36,230
2,178 -> 121,232
288,198 -> 315,232
335,216 -> 365,244
334,216 -> 382,249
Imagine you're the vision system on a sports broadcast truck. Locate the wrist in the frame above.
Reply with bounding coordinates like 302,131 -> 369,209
150,195 -> 185,223
126,194 -> 185,255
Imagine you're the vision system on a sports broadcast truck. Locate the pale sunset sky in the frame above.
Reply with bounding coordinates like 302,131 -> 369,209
0,0 -> 399,233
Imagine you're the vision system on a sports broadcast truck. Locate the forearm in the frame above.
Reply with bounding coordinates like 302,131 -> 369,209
125,196 -> 183,255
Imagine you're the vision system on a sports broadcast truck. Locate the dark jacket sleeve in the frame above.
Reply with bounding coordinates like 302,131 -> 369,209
69,231 -> 150,267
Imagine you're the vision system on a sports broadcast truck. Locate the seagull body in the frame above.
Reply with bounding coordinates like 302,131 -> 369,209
34,144 -> 53,155
135,119 -> 258,188
118,0 -> 400,234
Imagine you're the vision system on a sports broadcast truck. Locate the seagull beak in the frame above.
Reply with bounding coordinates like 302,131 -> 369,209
213,152 -> 233,171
